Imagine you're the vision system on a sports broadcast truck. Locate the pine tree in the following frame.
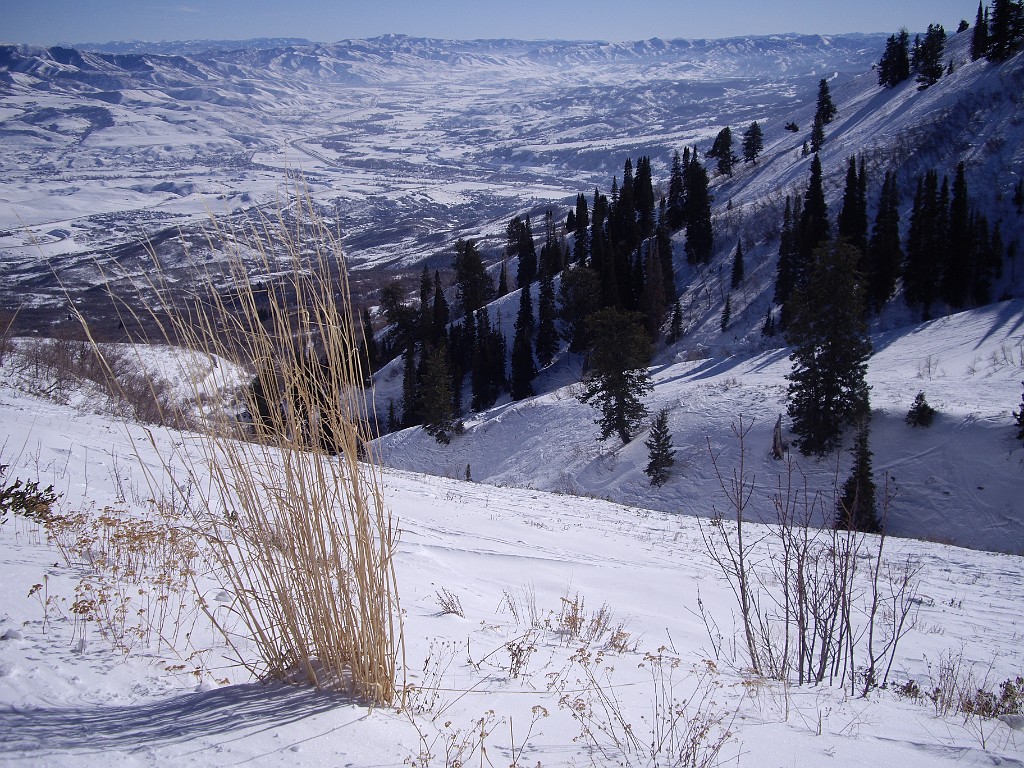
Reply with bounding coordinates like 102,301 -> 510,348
786,240 -> 872,456
401,345 -> 420,427
904,171 -> 946,319
578,308 -> 653,444
644,408 -> 676,487
454,239 -> 495,319
684,153 -> 714,264
498,260 -> 509,297
915,24 -> 947,89
837,156 -> 868,252
708,126 -> 738,176
836,422 -> 881,533
573,192 -> 590,264
905,391 -> 937,427
730,240 -> 745,289
668,298 -> 683,343
667,149 -> 687,231
386,399 -> 400,433
420,344 -> 456,444
635,155 -> 656,239
558,264 -> 601,353
742,121 -> 764,163
816,78 -> 837,125
879,28 -> 912,86
988,0 -> 1024,61
972,2 -> 991,60
798,154 -> 830,272
535,270 -> 559,368
942,163 -> 973,309
865,171 -> 902,313
720,293 -> 732,332
810,114 -> 825,152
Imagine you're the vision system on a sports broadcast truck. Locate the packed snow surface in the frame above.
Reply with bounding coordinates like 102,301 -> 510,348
1,304 -> 1023,766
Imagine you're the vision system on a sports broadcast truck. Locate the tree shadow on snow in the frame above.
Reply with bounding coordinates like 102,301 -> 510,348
0,682 -> 357,758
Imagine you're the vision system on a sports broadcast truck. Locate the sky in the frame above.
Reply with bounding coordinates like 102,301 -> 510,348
4,0 -> 977,45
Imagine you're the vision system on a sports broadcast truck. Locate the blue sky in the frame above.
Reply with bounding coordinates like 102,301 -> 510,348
5,0 -> 977,45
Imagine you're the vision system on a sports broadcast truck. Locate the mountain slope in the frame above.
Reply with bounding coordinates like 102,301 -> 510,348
376,33 -> 1024,555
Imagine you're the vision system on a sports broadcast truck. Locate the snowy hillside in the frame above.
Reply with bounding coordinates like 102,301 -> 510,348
2,344 -> 1023,766
375,31 -> 1024,552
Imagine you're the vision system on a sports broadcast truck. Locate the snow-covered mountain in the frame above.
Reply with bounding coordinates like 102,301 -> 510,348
0,33 -> 886,332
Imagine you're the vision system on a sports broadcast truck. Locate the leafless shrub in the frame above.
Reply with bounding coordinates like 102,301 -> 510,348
701,418 -> 920,694
555,649 -> 734,768
435,587 -> 465,618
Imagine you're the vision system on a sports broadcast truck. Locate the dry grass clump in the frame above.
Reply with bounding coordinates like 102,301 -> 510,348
78,190 -> 403,705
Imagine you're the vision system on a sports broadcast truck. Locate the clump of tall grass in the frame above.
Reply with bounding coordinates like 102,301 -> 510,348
78,190 -> 403,705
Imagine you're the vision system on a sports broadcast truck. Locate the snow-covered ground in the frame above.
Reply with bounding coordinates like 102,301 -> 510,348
2,307 -> 1023,767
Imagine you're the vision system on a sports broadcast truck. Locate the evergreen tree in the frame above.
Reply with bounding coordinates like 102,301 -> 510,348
420,344 -> 456,444
730,240 -> 745,289
684,153 -> 714,264
972,2 -> 991,60
360,307 -> 379,375
942,163 -> 973,309
904,171 -> 945,319
641,241 -> 668,337
668,298 -> 683,343
865,171 -> 903,313
915,24 -> 947,88
655,200 -> 676,302
988,0 -> 1024,61
635,156 -> 657,239
798,154 -> 830,273
810,113 -> 825,152
535,270 -> 559,368
762,309 -> 776,337
498,260 -> 509,297
742,121 -> 764,163
510,297 -> 537,402
720,293 -> 732,332
905,391 -> 937,427
667,149 -> 687,231
578,308 -> 653,444
786,240 -> 872,456
816,78 -> 837,125
708,126 -> 738,176
453,239 -> 495,319
430,271 -> 449,345
879,29 -> 912,86
836,422 -> 881,533
386,399 -> 400,433
837,156 -> 869,252
774,196 -> 798,309
644,408 -> 676,487
401,344 -> 420,427
558,264 -> 602,353
573,193 -> 590,264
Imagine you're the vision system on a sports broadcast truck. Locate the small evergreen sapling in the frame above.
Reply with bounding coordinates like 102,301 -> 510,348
905,391 -> 937,427
644,409 -> 676,487
836,423 -> 880,533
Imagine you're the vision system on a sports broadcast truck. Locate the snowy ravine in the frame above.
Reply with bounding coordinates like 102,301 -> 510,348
1,311 -> 1023,767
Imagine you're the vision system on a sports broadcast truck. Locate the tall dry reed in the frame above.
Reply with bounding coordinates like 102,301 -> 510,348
78,190 -> 403,705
